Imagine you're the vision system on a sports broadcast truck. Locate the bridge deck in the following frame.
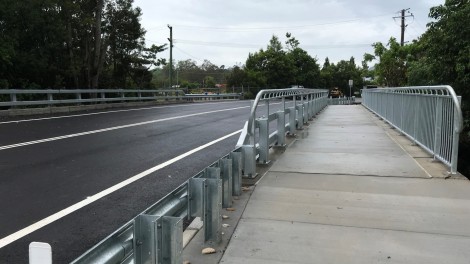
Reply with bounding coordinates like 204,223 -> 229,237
220,105 -> 470,263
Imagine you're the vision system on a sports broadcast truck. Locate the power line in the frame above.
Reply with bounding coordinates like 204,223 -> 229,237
172,12 -> 394,32
175,39 -> 371,49
174,46 -> 203,61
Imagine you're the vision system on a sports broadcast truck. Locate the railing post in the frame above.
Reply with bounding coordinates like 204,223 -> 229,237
258,118 -> 270,164
296,103 -> 303,129
450,96 -> 461,174
276,110 -> 286,146
433,97 -> 443,160
288,106 -> 296,135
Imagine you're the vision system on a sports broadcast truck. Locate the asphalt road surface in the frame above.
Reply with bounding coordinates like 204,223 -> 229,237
0,100 -> 286,263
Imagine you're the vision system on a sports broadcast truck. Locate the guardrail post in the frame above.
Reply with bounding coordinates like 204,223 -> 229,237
230,151 -> 242,196
10,93 -> 17,103
134,214 -> 183,264
296,103 -> 303,129
288,107 -> 296,135
258,117 -> 270,164
302,100 -> 308,124
219,158 -> 233,208
188,176 -> 222,244
241,145 -> 256,178
47,91 -> 53,102
203,178 -> 222,244
276,111 -> 286,146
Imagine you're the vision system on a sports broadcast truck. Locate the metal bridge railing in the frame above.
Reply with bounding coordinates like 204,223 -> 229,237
362,85 -> 463,174
237,88 -> 329,177
328,96 -> 355,105
0,89 -> 242,107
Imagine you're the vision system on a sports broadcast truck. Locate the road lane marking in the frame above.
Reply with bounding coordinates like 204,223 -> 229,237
0,129 -> 242,249
0,101 -> 244,124
0,105 -> 250,151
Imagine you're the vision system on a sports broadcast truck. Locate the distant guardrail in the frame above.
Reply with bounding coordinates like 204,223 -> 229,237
237,88 -> 329,177
362,85 -> 463,174
328,96 -> 355,105
0,89 -> 242,108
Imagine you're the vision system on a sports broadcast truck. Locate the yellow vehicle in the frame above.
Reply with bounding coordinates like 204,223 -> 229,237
329,87 -> 343,98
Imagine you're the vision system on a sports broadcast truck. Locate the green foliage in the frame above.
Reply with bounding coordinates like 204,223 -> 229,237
243,34 -> 322,89
0,0 -> 166,89
320,57 -> 364,96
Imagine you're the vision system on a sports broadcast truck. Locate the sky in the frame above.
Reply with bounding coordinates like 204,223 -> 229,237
137,0 -> 444,68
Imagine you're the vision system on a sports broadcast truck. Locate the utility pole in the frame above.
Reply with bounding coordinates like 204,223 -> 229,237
167,24 -> 173,88
393,8 -> 413,46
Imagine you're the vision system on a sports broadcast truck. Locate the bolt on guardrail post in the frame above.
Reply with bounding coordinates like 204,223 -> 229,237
296,103 -> 304,129
219,158 -> 233,208
188,173 -> 222,244
257,117 -> 270,164
276,111 -> 286,146
241,145 -> 256,178
10,93 -> 17,104
133,214 -> 183,264
288,106 -> 296,135
230,151 -> 242,196
47,91 -> 53,102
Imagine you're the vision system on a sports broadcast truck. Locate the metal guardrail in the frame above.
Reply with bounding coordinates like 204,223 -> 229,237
237,88 -> 329,177
0,89 -> 242,107
71,149 -> 243,264
362,85 -> 463,174
184,93 -> 242,101
328,96 -> 355,105
68,88 -> 328,263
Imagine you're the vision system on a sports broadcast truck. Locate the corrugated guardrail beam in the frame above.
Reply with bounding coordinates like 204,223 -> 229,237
0,89 -> 242,107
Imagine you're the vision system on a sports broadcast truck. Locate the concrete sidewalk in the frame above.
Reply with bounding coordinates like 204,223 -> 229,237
219,105 -> 470,264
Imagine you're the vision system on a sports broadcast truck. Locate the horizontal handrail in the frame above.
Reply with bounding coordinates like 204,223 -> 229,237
362,85 -> 463,174
238,88 -> 329,176
248,88 -> 329,145
362,86 -> 463,133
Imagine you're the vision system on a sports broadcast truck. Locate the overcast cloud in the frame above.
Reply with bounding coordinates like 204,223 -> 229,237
137,0 -> 444,67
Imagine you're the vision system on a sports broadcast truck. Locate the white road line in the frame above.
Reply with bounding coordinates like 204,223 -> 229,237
0,101 -> 243,125
0,105 -> 249,151
0,129 -> 242,249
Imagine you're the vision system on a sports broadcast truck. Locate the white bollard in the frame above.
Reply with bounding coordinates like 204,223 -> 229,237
29,242 -> 52,264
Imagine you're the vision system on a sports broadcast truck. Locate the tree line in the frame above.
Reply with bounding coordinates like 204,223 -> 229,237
0,0 -> 166,90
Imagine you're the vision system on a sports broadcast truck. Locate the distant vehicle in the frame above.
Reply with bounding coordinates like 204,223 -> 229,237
329,87 -> 343,98
291,85 -> 304,88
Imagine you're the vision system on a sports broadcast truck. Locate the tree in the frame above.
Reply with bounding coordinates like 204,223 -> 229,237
369,37 -> 409,87
286,33 -> 321,87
